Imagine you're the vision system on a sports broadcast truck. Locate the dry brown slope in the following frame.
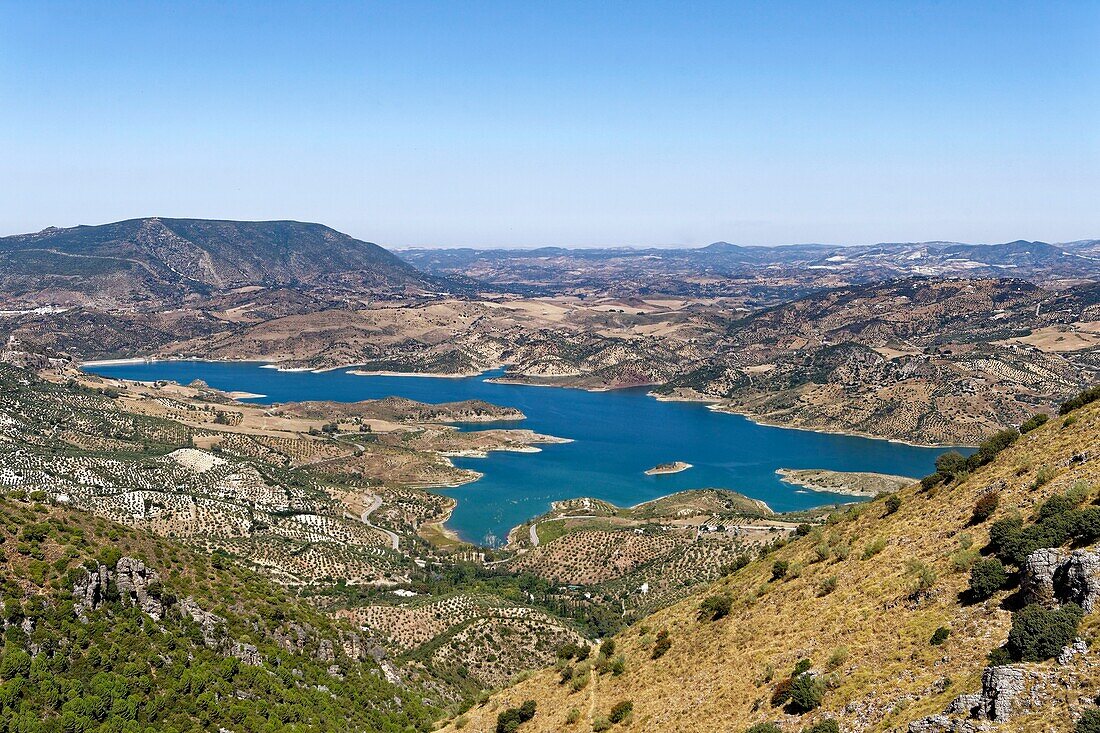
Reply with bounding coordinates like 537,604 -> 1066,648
442,400 -> 1100,733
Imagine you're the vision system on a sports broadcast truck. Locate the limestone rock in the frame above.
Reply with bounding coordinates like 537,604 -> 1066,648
1020,548 -> 1067,607
231,641 -> 263,666
1057,638 -> 1089,665
115,557 -> 164,620
1021,548 -> 1100,611
71,563 -> 110,620
980,666 -> 1025,722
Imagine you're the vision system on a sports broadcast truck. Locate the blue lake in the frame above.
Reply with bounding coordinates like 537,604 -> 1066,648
84,360 -> 961,546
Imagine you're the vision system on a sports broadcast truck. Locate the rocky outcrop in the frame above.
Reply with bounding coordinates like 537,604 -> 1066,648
72,557 -> 165,620
1021,548 -> 1100,612
909,667 -> 1026,732
67,556 -> 386,678
115,557 -> 164,620
72,563 -> 111,621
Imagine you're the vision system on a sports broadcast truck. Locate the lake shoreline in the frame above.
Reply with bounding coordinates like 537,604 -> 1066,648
82,354 -> 970,447
81,357 -> 958,545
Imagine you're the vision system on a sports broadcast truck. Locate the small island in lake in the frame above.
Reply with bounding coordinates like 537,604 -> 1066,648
644,461 -> 692,476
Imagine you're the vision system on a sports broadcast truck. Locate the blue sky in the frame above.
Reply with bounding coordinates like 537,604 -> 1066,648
1,1 -> 1097,247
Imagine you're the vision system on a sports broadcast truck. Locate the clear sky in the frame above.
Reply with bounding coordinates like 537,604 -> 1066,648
1,1 -> 1097,247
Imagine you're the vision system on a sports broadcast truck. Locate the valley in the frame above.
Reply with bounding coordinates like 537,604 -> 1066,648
0,218 -> 1098,731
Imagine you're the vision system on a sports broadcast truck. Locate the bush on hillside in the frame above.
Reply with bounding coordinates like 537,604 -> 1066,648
496,700 -> 537,733
1019,413 -> 1049,433
884,494 -> 902,515
771,560 -> 789,581
971,491 -> 1000,524
787,673 -> 825,713
935,451 -> 968,476
1007,603 -> 1084,662
608,700 -> 633,724
651,629 -> 671,659
968,559 -> 1008,600
699,593 -> 732,621
803,720 -> 840,733
1076,708 -> 1100,733
930,627 -> 951,646
967,429 -> 1020,473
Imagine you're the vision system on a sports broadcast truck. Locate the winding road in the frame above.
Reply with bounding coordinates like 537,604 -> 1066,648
360,493 -> 400,551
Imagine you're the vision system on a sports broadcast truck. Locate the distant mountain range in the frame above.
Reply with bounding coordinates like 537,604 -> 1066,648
400,238 -> 1100,295
0,217 -> 445,306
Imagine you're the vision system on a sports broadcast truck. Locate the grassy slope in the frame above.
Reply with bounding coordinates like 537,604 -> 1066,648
443,400 -> 1100,732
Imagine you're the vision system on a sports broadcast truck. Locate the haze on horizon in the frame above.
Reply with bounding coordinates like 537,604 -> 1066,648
1,1 -> 1097,249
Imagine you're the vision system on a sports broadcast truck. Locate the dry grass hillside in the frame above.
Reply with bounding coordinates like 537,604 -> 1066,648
442,395 -> 1100,733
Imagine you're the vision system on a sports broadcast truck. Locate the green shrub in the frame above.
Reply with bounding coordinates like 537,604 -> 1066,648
906,560 -> 937,594
862,538 -> 886,559
968,559 -> 1008,600
971,491 -> 1000,524
608,700 -> 633,724
651,629 -> 671,659
699,593 -> 733,621
825,647 -> 848,671
1075,708 -> 1100,733
935,451 -> 968,476
1019,413 -> 1049,433
566,708 -> 581,725
496,700 -> 537,733
817,576 -> 837,596
930,627 -> 950,646
788,673 -> 825,712
771,560 -> 789,581
988,515 -> 1023,551
884,495 -> 902,515
592,716 -> 611,732
792,658 -> 813,676
1007,603 -> 1084,662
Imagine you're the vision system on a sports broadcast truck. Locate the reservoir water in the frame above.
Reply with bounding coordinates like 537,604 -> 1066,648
83,360 -> 961,545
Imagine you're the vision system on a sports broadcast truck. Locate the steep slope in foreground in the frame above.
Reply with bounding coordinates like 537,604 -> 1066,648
0,497 -> 434,732
0,217 -> 439,305
444,393 -> 1100,732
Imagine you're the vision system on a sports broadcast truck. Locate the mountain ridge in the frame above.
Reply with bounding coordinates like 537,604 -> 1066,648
0,217 -> 444,306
